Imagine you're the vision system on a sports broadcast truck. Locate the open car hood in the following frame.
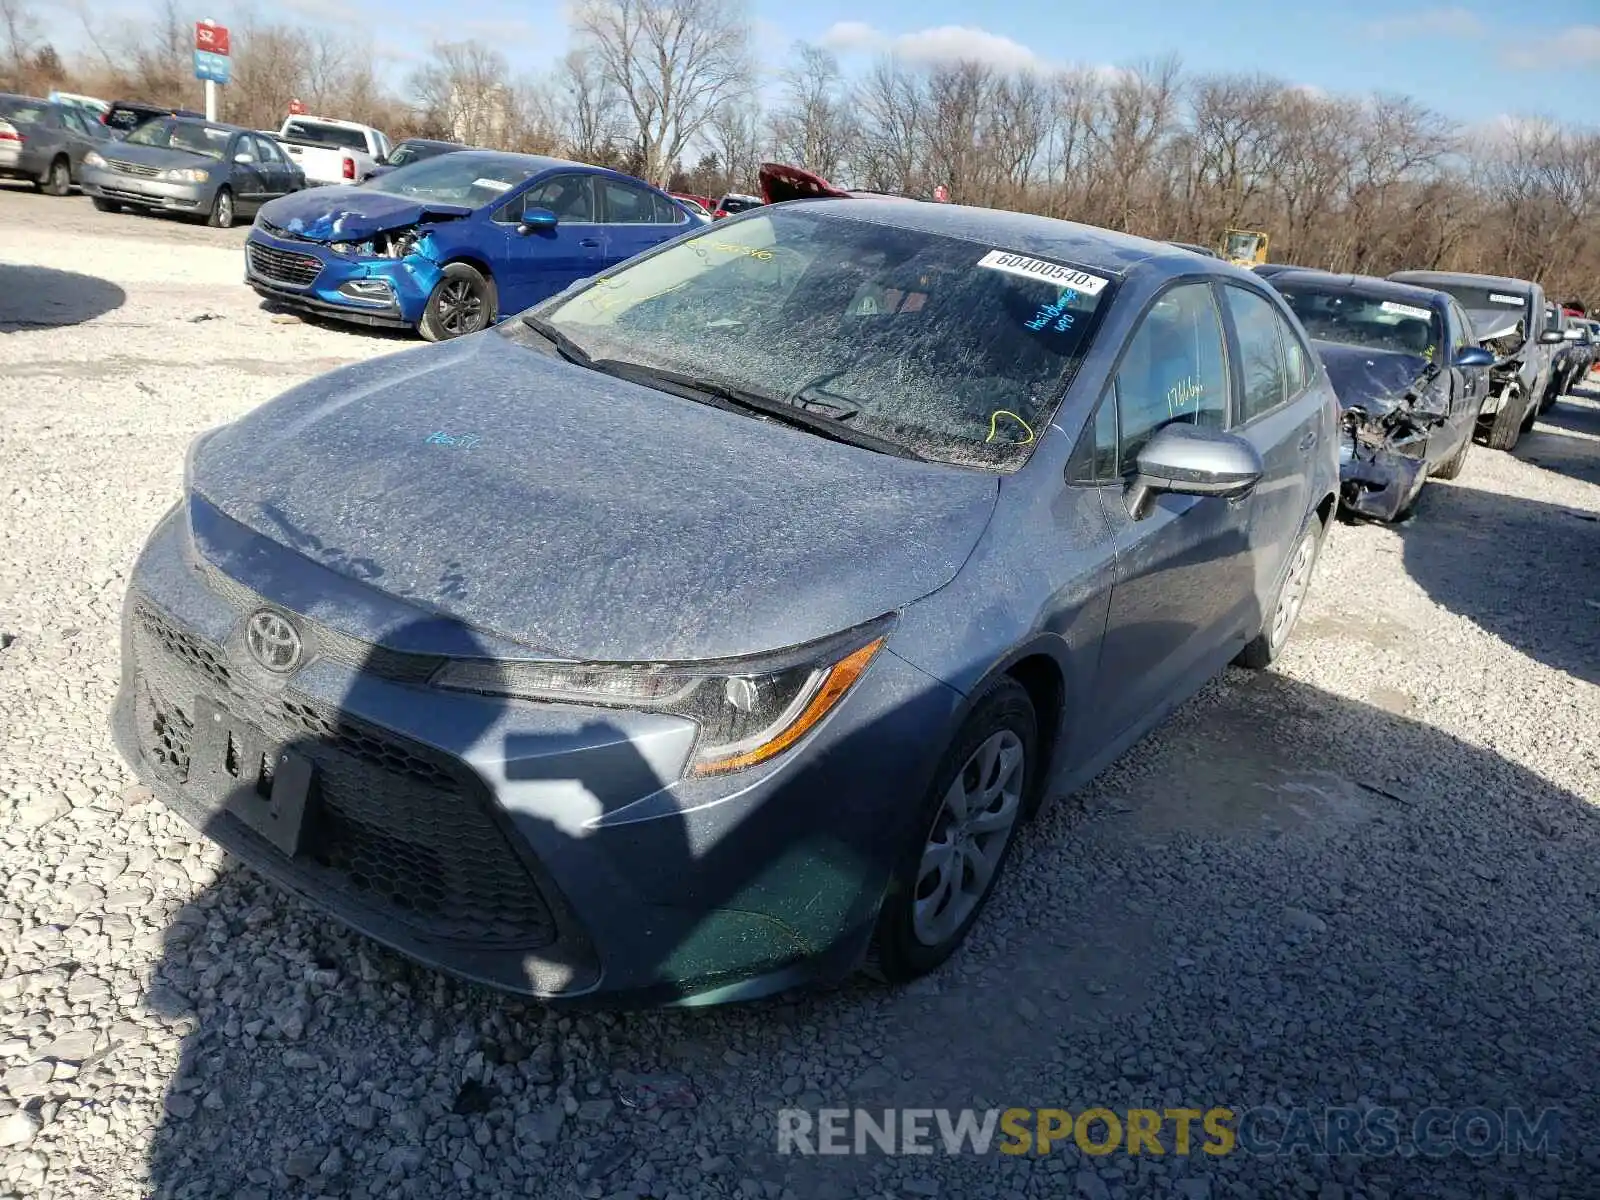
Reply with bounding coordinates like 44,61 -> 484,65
255,185 -> 473,241
757,162 -> 908,205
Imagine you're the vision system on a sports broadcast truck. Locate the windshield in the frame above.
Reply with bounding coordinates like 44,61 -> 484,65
124,119 -> 231,159
1428,283 -> 1530,339
1277,285 -> 1442,359
385,142 -> 450,168
363,153 -> 540,205
0,98 -> 48,124
533,209 -> 1114,469
282,120 -> 369,151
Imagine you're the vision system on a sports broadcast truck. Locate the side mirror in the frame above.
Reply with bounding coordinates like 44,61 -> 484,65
1454,346 -> 1495,368
1126,423 -> 1264,519
518,207 -> 559,233
1538,329 -> 1566,345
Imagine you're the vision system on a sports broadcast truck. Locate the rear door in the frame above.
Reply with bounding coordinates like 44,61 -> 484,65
595,176 -> 691,268
492,173 -> 605,312
227,133 -> 270,208
1218,283 -> 1321,594
1090,280 -> 1255,743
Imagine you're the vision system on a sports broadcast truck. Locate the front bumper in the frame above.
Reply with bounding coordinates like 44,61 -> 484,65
112,496 -> 959,1006
81,166 -> 210,213
243,228 -> 439,329
1338,426 -> 1427,522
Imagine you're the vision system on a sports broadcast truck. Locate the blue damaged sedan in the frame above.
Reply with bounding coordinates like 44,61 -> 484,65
243,151 -> 697,340
115,201 -> 1340,1006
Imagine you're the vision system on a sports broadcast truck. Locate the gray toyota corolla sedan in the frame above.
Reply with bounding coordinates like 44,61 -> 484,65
113,201 -> 1340,1007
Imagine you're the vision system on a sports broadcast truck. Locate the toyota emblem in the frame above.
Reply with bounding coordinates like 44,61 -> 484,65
246,609 -> 303,673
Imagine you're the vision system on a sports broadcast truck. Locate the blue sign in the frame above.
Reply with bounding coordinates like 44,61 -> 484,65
193,49 -> 230,84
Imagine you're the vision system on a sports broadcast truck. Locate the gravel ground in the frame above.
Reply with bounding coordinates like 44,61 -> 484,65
3,186 -> 1599,1200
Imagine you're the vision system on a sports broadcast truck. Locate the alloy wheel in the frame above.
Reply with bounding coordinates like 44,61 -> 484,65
911,729 -> 1025,947
437,279 -> 485,336
49,160 -> 69,194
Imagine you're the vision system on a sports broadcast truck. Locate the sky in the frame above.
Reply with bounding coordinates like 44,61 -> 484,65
31,0 -> 1600,128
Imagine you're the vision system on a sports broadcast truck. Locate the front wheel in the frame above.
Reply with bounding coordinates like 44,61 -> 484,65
1235,516 -> 1325,669
418,264 -> 496,342
206,186 -> 235,229
867,677 -> 1036,984
1484,385 -> 1526,451
41,156 -> 71,196
1431,430 -> 1471,480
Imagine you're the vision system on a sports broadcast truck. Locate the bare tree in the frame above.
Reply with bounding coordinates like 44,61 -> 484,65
557,48 -> 627,164
0,0 -> 38,90
852,57 -> 925,193
768,42 -> 854,182
408,41 -> 516,145
703,99 -> 763,193
572,0 -> 751,185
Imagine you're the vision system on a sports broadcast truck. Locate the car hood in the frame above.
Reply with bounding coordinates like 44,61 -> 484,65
188,332 -> 1000,662
99,142 -> 217,171
1313,341 -> 1431,412
255,185 -> 474,241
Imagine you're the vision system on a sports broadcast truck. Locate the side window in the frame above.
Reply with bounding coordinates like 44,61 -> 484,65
60,109 -> 87,136
509,174 -> 595,223
1067,394 -> 1120,484
1224,286 -> 1289,422
1449,301 -> 1475,353
652,191 -> 685,224
1114,282 -> 1230,472
600,179 -> 660,224
1278,313 -> 1312,395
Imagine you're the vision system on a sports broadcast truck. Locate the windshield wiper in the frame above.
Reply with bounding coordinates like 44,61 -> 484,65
520,314 -> 597,368
610,363 -> 925,461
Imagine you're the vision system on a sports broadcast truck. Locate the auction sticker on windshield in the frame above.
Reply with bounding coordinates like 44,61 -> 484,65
1380,301 -> 1432,320
473,178 -> 513,192
977,251 -> 1109,296
1490,293 -> 1525,306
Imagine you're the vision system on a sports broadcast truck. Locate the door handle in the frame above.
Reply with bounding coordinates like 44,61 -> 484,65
1298,430 -> 1318,452
578,238 -> 601,248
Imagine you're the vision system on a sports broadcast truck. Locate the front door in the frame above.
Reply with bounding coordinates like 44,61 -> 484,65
1091,281 -> 1256,744
496,173 -> 606,312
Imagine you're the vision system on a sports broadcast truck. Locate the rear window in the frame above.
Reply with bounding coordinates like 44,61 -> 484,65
1425,283 -> 1531,339
0,98 -> 50,125
1277,285 -> 1442,359
718,195 -> 762,214
538,208 -> 1117,470
282,120 -> 371,151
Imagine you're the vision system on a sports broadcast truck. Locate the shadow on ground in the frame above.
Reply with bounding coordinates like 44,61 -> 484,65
1517,390 -> 1600,488
255,300 -> 418,342
125,632 -> 1600,1194
0,264 -> 125,331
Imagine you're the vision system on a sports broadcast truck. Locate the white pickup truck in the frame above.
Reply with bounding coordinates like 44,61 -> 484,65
275,116 -> 392,186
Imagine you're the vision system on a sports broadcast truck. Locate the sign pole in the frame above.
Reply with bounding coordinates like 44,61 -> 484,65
205,78 -> 217,122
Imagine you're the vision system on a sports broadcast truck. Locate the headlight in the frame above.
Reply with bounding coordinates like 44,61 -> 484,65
430,617 -> 894,777
162,167 -> 210,183
83,150 -> 106,169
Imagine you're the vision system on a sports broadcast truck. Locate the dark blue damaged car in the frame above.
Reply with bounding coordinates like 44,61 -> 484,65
243,150 -> 697,340
115,200 -> 1340,1006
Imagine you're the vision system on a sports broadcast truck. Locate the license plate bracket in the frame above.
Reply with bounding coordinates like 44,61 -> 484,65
190,695 -> 316,857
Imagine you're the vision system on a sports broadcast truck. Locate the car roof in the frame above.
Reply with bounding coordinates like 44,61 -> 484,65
1389,269 -> 1536,294
400,137 -> 464,148
774,198 -> 1250,283
1267,269 -> 1447,309
0,93 -> 51,104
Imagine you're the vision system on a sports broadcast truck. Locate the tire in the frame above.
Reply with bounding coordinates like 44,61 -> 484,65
91,198 -> 121,214
1235,514 -> 1325,669
1484,385 -> 1526,451
867,677 -> 1037,984
206,186 -> 235,229
1431,431 -> 1471,481
41,156 -> 71,197
417,263 -> 496,342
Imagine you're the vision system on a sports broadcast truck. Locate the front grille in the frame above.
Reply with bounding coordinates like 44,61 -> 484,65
247,242 -> 322,288
131,601 -> 557,948
107,158 -> 161,177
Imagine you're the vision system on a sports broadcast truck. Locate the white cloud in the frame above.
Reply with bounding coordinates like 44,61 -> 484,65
1504,24 -> 1600,68
1364,6 -> 1483,39
818,20 -> 1043,72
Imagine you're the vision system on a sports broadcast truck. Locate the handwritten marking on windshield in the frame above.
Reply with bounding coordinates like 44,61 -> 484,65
986,410 -> 1036,445
425,432 -> 481,448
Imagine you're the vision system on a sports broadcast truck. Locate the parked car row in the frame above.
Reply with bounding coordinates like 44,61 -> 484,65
115,191 -> 1348,1006
1234,256 -> 1590,523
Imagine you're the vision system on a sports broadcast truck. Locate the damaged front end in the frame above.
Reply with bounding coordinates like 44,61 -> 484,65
1336,363 -> 1449,522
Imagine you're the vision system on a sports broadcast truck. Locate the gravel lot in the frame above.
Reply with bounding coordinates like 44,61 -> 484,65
3,185 -> 1599,1200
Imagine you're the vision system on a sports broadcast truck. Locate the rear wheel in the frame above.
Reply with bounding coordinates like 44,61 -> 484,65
206,186 -> 235,229
41,156 -> 70,196
91,198 -> 121,214
1236,515 -> 1325,669
867,677 -> 1036,984
418,264 -> 496,342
